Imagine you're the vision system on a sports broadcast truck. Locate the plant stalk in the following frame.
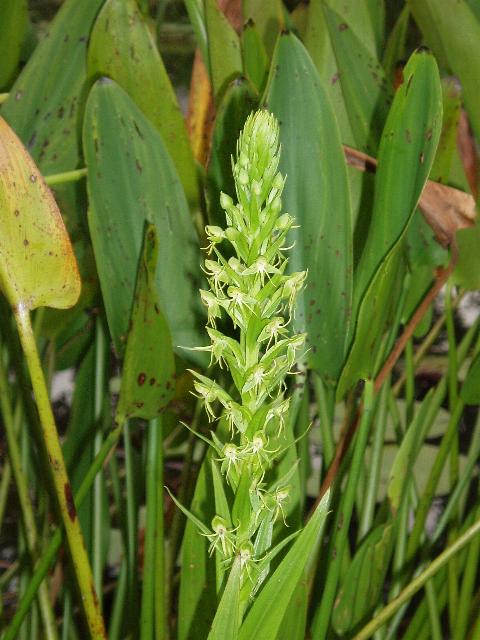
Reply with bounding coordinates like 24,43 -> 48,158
12,305 -> 106,639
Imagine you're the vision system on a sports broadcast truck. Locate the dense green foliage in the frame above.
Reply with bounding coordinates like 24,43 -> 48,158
0,1 -> 479,638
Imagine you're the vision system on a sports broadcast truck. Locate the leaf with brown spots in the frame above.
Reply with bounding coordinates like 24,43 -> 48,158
0,117 -> 80,311
115,224 -> 175,423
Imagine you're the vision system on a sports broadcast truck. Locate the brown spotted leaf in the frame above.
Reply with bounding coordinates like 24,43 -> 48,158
343,144 -> 476,246
0,116 -> 80,311
115,224 -> 175,424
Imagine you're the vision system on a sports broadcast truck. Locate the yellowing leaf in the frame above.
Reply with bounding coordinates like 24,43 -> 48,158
0,117 -> 80,311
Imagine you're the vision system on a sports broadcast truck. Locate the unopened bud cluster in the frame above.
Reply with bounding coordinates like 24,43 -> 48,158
191,111 -> 307,587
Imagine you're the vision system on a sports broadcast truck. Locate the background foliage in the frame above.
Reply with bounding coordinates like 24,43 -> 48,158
0,0 -> 479,638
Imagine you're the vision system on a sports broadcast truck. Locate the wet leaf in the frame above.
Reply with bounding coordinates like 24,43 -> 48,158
0,117 -> 80,311
116,225 -> 175,423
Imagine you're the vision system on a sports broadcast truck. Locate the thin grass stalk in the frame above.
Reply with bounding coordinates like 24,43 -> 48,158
93,320 -> 107,606
445,283 -> 460,631
392,289 -> 465,396
0,347 -> 58,639
406,397 -> 465,560
123,420 -> 139,635
453,503 -> 480,640
4,425 -> 122,640
359,380 -> 390,539
61,590 -> 72,640
108,560 -> 128,640
13,306 -> 106,638
425,579 -> 443,640
353,515 -> 480,640
405,338 -> 415,425
43,168 -> 87,187
154,416 -> 166,640
312,381 -> 375,639
471,608 -> 480,640
140,416 -> 162,640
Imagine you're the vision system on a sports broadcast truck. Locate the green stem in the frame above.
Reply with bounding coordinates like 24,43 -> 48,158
123,421 -> 139,635
353,516 -> 480,640
140,417 -> 163,640
359,381 -> 389,539
13,306 -> 105,638
453,504 -> 480,640
154,417 -> 166,640
312,381 -> 375,639
406,397 -> 464,560
0,347 -> 58,639
44,167 -> 87,187
0,92 -> 8,104
93,321 -> 106,605
4,425 -> 122,640
425,579 -> 442,640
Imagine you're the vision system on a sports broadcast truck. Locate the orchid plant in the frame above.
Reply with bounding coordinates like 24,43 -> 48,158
174,110 -> 308,599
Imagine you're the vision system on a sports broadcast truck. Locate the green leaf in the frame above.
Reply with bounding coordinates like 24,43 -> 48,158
461,352 -> 480,405
183,0 -> 208,63
0,0 -> 28,90
332,524 -> 393,634
178,461 -> 217,640
0,117 -> 80,311
83,79 -> 205,358
87,0 -> 199,208
325,0 -> 382,57
453,222 -> 480,291
238,489 -> 331,640
323,3 -> 392,154
408,0 -> 480,140
265,33 -> 353,383
241,21 -> 269,94
205,0 -> 242,100
354,49 -> 443,308
242,0 -> 284,56
1,0 -> 104,175
382,6 -> 410,82
206,78 -> 258,228
115,224 -> 175,423
207,556 -> 242,640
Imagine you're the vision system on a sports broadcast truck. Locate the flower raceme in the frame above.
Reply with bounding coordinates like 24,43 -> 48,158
188,110 -> 307,591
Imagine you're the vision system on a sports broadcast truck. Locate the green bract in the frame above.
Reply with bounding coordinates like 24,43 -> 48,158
189,110 -> 307,590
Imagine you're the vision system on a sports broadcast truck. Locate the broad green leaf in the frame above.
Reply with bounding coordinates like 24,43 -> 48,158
325,0 -> 380,57
83,80 -> 205,358
1,0 -> 104,176
332,524 -> 393,634
323,4 -> 392,154
0,0 -> 28,90
354,49 -> 443,310
205,0 -> 242,100
115,225 -> 175,423
238,489 -> 331,640
382,6 -> 410,82
453,223 -> 480,291
0,117 -> 80,311
242,0 -> 284,56
461,352 -> 480,405
206,78 -> 258,228
408,0 -> 480,140
303,1 -> 355,146
431,78 -> 463,184
241,21 -> 269,94
337,238 -> 403,398
87,0 -> 199,208
276,581 -> 308,640
207,556 -> 241,640
265,34 -> 353,383
178,461 -> 217,640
